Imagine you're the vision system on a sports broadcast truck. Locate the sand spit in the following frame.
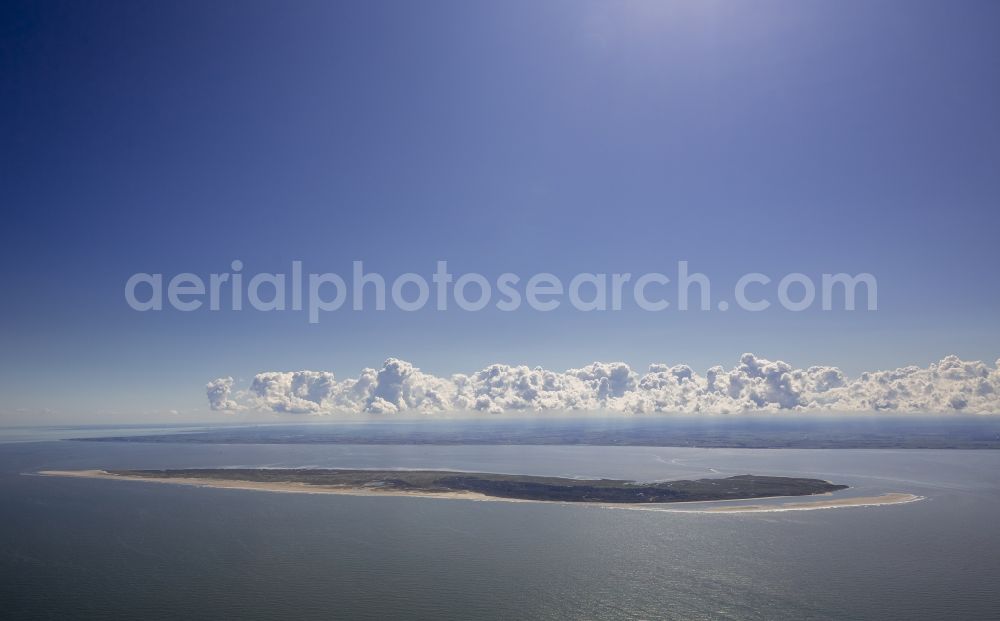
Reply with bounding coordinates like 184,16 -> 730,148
36,470 -> 522,502
630,492 -> 925,514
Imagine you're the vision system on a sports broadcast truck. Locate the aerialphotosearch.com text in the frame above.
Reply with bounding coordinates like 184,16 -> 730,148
125,261 -> 878,323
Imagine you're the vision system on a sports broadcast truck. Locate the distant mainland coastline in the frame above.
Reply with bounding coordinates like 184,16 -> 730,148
67,417 -> 1000,449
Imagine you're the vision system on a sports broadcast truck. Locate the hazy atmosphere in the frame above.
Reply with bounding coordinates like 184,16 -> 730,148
4,0 -> 1000,424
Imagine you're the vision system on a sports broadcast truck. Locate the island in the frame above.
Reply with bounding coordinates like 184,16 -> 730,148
40,469 -> 848,503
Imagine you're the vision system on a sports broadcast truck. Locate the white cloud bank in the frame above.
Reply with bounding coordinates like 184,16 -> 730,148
207,355 -> 1000,415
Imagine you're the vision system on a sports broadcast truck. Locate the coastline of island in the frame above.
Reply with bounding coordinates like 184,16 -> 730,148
33,468 -> 926,517
34,467 -> 913,508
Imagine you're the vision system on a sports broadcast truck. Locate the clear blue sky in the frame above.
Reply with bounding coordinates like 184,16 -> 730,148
2,1 -> 999,422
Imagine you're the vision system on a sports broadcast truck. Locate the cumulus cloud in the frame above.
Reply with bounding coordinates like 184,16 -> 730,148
205,377 -> 240,411
206,355 -> 1000,415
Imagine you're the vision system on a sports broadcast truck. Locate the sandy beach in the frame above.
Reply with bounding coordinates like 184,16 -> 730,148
37,470 -> 513,502
36,470 -> 923,512
654,492 -> 925,513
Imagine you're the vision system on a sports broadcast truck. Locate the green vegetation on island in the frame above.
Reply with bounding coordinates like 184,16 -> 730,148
108,469 -> 848,503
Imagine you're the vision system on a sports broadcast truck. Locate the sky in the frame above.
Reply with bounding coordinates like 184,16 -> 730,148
2,0 -> 999,422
